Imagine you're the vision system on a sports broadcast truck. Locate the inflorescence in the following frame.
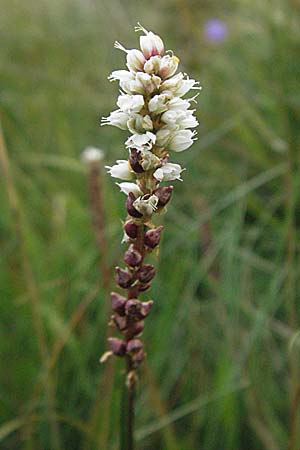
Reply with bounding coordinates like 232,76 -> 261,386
101,24 -> 200,382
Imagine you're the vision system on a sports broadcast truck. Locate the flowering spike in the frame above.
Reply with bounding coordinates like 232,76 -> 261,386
101,25 -> 199,378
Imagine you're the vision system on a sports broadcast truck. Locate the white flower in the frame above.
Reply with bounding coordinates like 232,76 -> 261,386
160,73 -> 201,97
114,41 -> 146,73
119,73 -> 161,95
158,55 -> 179,79
108,70 -> 135,83
143,56 -> 161,75
161,109 -> 198,129
153,162 -> 184,181
135,24 -> 164,59
117,94 -> 144,113
135,72 -> 161,95
168,129 -> 197,152
117,182 -> 143,196
167,97 -> 191,111
125,131 -> 156,150
143,54 -> 179,79
127,114 -> 153,133
148,94 -> 170,114
82,147 -> 104,164
155,128 -> 172,147
106,160 -> 133,180
133,194 -> 159,216
138,149 -> 161,170
101,110 -> 129,130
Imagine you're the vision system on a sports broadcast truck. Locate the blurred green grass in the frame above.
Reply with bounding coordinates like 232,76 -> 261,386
1,0 -> 300,449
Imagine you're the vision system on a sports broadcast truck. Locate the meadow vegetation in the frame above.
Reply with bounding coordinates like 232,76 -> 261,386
1,0 -> 300,449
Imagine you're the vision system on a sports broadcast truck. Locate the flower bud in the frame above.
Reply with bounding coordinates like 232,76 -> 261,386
143,55 -> 161,74
158,55 -> 179,79
124,221 -> 139,239
111,314 -> 127,331
108,337 -> 126,356
126,192 -> 143,218
144,226 -> 164,248
111,292 -> 127,315
114,41 -> 146,73
140,31 -> 164,59
124,244 -> 143,267
129,149 -> 145,173
127,339 -> 143,353
153,186 -> 173,207
126,49 -> 146,72
115,266 -> 133,288
137,264 -> 156,283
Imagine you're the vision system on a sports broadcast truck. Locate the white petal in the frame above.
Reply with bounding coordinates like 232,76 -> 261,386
106,160 -> 133,180
117,94 -> 144,113
125,132 -> 156,150
116,182 -> 143,196
153,162 -> 183,181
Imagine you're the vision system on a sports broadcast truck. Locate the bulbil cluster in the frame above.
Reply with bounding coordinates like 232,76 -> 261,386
101,24 -> 200,375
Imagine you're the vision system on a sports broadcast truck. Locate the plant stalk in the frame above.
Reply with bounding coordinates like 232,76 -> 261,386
120,357 -> 135,450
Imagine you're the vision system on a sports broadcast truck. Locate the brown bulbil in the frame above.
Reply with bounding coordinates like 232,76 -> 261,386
144,225 -> 164,248
125,298 -> 154,320
140,300 -> 154,317
124,221 -> 139,239
126,192 -> 143,218
138,283 -> 151,292
125,299 -> 143,320
111,292 -> 127,315
125,320 -> 145,339
124,244 -> 143,267
112,314 -> 127,331
108,337 -> 126,356
154,185 -> 173,207
127,339 -> 143,353
129,148 -> 145,173
115,266 -> 133,289
137,264 -> 156,283
132,349 -> 146,365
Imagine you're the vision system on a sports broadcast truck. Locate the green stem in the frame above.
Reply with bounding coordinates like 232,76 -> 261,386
120,358 -> 135,450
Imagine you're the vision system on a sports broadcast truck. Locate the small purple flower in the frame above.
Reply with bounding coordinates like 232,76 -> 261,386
204,19 -> 228,43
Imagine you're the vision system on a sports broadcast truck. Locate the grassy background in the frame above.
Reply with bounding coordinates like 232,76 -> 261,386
1,0 -> 300,449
